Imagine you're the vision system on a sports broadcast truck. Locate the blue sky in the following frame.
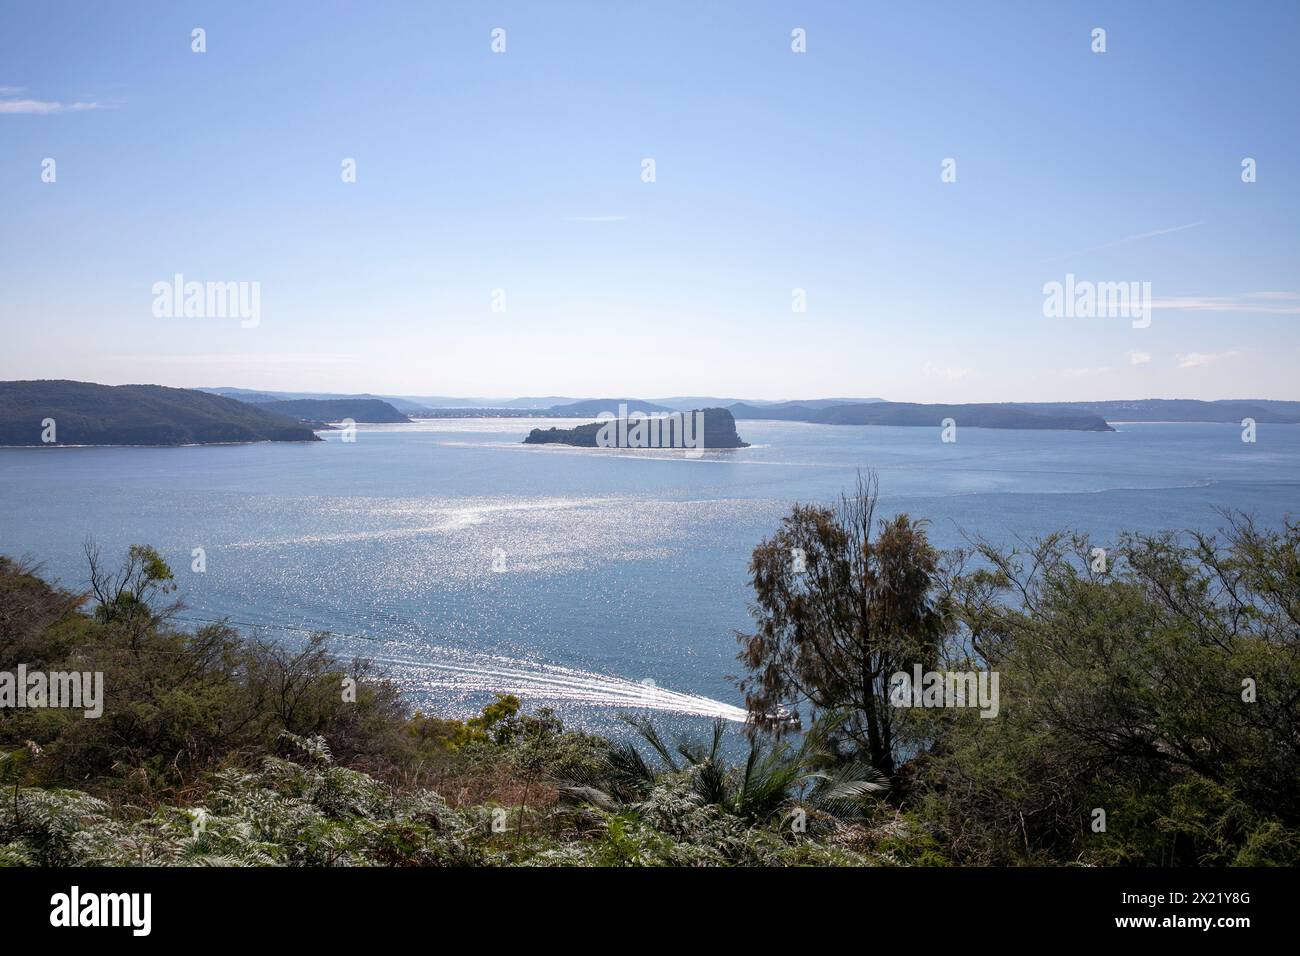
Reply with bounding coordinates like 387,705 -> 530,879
2,1 -> 1297,401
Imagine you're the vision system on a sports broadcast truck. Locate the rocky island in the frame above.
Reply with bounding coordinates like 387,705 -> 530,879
524,406 -> 748,449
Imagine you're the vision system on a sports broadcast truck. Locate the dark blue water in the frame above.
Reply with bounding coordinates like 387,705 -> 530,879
2,419 -> 1296,734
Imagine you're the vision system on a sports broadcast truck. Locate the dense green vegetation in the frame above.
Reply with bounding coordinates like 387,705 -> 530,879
740,476 -> 1298,864
255,398 -> 411,424
1,480 -> 1296,866
0,380 -> 320,445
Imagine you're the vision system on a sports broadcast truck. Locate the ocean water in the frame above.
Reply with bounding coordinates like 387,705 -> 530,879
2,418 -> 1297,735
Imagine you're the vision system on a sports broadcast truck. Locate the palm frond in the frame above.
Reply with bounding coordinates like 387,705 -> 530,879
619,715 -> 680,772
809,762 -> 891,819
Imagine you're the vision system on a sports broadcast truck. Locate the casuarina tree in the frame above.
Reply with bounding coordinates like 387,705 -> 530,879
736,471 -> 951,774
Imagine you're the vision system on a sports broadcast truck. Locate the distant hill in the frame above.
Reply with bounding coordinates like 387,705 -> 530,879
1022,399 -> 1300,424
783,397 -> 886,409
730,401 -> 1114,431
410,407 -> 555,419
647,396 -> 884,411
483,396 -> 582,409
524,407 -> 748,448
257,399 -> 410,424
382,395 -> 581,411
546,398 -> 675,417
727,398 -> 1300,430
199,389 -> 890,416
648,396 -> 755,411
202,387 -> 432,414
199,387 -> 583,412
412,398 -> 676,419
194,388 -> 1300,429
197,386 -> 288,403
0,380 -> 320,446
728,402 -> 829,422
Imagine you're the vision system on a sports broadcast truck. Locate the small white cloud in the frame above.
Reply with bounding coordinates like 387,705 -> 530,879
1177,349 -> 1240,369
1128,351 -> 1151,365
922,362 -> 971,381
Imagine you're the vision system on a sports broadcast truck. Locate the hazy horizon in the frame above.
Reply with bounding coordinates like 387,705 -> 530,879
12,377 -> 1300,408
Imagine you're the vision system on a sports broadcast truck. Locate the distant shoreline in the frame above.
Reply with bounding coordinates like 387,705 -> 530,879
0,438 -> 324,449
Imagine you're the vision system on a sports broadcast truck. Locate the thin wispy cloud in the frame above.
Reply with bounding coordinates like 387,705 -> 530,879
1046,221 -> 1204,261
569,215 -> 629,223
1127,351 -> 1152,366
0,86 -> 109,114
1111,222 -> 1205,244
0,99 -> 106,114
1154,293 -> 1300,315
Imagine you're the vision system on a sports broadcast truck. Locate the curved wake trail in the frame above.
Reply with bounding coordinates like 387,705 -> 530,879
176,614 -> 748,722
373,654 -> 748,722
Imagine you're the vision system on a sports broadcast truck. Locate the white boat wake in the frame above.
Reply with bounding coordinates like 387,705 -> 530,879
178,613 -> 749,723
373,653 -> 748,722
